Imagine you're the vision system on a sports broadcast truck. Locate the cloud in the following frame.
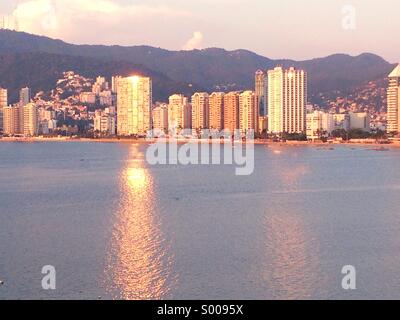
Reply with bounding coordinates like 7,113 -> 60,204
13,0 -> 59,32
11,0 -> 192,45
182,31 -> 204,50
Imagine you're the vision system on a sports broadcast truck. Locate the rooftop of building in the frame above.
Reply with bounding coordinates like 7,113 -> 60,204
389,64 -> 400,78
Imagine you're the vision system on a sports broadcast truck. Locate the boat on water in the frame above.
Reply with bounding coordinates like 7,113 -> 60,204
370,147 -> 390,152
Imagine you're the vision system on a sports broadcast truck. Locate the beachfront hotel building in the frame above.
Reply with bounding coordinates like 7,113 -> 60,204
116,76 -> 152,136
0,87 -> 7,130
3,103 -> 37,136
223,91 -> 240,133
306,110 -> 335,140
255,70 -> 267,117
333,113 -> 350,131
239,90 -> 258,135
168,94 -> 191,130
17,87 -> 31,134
94,110 -> 116,136
268,66 -> 307,134
191,92 -> 209,131
152,103 -> 169,133
387,64 -> 400,133
3,105 -> 20,135
349,112 -> 371,132
23,103 -> 38,136
209,92 -> 225,130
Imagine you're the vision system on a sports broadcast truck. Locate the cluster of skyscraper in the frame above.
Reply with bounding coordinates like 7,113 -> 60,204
152,90 -> 260,135
115,66 -> 308,137
1,64 -> 398,138
0,87 -> 38,136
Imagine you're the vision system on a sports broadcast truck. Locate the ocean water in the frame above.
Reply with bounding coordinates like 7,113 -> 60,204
1,141 -> 400,300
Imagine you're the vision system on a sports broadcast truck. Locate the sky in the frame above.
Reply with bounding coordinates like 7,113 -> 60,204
0,0 -> 399,62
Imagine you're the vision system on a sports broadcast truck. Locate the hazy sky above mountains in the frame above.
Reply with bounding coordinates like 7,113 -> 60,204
0,0 -> 399,62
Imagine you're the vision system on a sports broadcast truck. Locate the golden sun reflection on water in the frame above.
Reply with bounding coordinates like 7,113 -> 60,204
126,168 -> 147,188
264,212 -> 321,299
263,162 -> 325,299
105,145 -> 173,300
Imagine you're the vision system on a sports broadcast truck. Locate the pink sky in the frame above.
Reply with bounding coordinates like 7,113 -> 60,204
1,0 -> 399,62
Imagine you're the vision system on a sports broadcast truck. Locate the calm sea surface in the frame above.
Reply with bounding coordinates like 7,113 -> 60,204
1,142 -> 400,300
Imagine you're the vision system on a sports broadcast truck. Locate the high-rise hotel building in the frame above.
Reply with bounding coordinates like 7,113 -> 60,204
152,103 -> 169,133
223,91 -> 240,133
239,91 -> 258,134
209,92 -> 224,130
191,92 -> 209,130
116,76 -> 152,136
255,70 -> 267,117
18,87 -> 31,134
168,94 -> 191,130
0,87 -> 7,130
3,105 -> 20,135
387,65 -> 400,133
23,103 -> 38,136
0,87 -> 7,108
19,87 -> 31,106
3,103 -> 38,136
268,67 -> 307,134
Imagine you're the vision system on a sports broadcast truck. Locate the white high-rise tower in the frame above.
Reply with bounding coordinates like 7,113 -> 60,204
268,66 -> 307,134
387,64 -> 400,133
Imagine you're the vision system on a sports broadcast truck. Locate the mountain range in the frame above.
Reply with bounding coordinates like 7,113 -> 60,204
0,29 -> 395,104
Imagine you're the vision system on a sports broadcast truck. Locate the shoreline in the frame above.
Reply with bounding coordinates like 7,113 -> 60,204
0,136 -> 399,148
